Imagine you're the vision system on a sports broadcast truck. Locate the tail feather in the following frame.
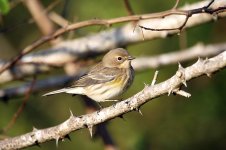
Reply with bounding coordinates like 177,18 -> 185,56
43,88 -> 66,96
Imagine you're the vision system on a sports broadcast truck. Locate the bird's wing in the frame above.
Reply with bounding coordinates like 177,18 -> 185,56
69,63 -> 120,87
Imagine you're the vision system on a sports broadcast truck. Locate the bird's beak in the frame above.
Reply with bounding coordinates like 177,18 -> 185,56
127,56 -> 135,60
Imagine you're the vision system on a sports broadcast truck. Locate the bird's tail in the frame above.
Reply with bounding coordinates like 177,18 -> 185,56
42,88 -> 66,96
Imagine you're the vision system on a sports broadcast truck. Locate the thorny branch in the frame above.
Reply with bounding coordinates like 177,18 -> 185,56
0,0 -> 225,75
0,50 -> 225,150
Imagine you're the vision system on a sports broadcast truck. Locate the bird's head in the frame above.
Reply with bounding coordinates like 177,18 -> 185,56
102,48 -> 135,68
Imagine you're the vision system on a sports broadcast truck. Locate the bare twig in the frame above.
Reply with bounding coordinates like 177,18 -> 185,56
48,12 -> 70,27
172,0 -> 180,10
23,0 -> 56,36
2,77 -> 36,133
151,71 -> 159,86
139,0 -> 225,32
123,0 -> 134,15
0,0 -> 225,75
0,50 -> 225,150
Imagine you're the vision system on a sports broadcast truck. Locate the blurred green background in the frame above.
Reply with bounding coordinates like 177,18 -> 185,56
0,0 -> 226,149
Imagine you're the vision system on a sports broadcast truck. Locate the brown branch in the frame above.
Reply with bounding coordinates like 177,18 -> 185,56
0,50 -> 225,150
2,77 -> 36,133
0,0 -> 225,75
0,42 -> 225,99
139,15 -> 189,32
23,0 -> 56,36
123,0 -> 134,15
172,0 -> 180,10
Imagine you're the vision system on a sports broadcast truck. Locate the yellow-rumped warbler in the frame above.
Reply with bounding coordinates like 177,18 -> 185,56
43,48 -> 135,102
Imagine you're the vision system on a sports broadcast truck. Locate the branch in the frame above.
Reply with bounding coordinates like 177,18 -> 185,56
2,77 -> 36,133
139,0 -> 225,31
123,0 -> 134,16
0,0 -> 225,75
23,0 -> 56,36
0,42 -> 225,84
0,42 -> 225,100
132,42 -> 226,71
0,74 -> 83,101
0,50 -> 225,149
23,0 -> 61,46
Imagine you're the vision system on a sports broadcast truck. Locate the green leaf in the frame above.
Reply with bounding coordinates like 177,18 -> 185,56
0,0 -> 10,15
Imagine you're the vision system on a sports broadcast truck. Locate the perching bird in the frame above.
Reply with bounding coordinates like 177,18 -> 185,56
43,48 -> 135,102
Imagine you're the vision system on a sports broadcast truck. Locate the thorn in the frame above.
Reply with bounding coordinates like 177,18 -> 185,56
55,136 -> 60,148
206,73 -> 212,78
88,125 -> 93,138
69,109 -> 74,118
168,88 -> 173,96
143,82 -> 149,88
197,57 -> 204,63
138,109 -> 143,116
178,62 -> 183,69
204,57 -> 209,64
118,114 -> 125,120
135,107 -> 143,116
177,62 -> 187,87
151,70 -> 159,86
32,127 -> 38,132
35,140 -> 41,147
182,80 -> 187,87
65,134 -> 71,141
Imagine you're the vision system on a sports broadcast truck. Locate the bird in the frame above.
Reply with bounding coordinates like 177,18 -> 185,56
43,48 -> 135,103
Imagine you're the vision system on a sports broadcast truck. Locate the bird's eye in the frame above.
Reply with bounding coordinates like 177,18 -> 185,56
117,57 -> 122,61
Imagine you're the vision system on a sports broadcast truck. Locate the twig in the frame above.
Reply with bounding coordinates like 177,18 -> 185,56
0,0 -> 225,75
123,0 -> 134,15
23,0 -> 56,36
172,0 -> 180,10
2,77 -> 36,133
48,12 -> 70,27
151,71 -> 159,86
139,0 -> 225,32
0,50 -> 225,150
